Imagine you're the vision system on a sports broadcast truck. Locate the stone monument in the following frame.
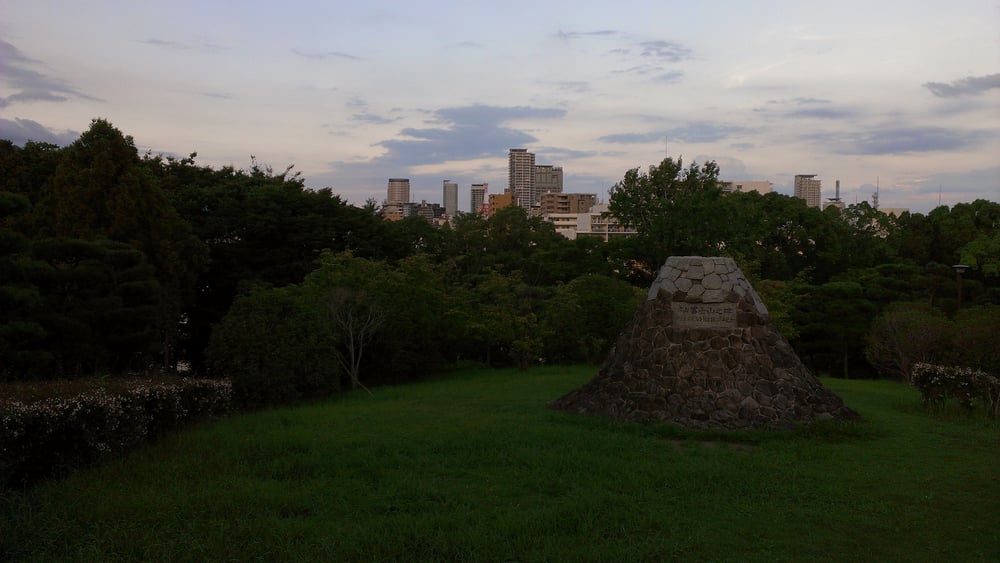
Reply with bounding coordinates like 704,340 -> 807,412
549,256 -> 859,429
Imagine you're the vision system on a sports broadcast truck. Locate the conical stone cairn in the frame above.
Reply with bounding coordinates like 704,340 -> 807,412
549,256 -> 859,429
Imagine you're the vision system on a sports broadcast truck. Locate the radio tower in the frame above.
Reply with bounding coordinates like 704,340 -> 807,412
872,176 -> 880,210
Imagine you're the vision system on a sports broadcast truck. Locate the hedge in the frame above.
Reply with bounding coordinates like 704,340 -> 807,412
911,363 -> 1000,418
1,377 -> 231,488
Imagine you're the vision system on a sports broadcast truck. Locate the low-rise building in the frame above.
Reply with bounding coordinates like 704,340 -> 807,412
487,191 -> 514,216
720,180 -> 772,194
403,200 -> 445,222
539,192 -> 596,215
543,203 -> 637,241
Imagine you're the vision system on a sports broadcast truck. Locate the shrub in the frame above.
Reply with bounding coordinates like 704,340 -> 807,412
911,363 -> 1000,418
865,303 -> 950,381
207,285 -> 340,409
947,305 -> 1000,376
0,377 -> 230,488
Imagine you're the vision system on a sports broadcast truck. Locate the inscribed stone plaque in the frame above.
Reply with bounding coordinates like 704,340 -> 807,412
671,302 -> 737,329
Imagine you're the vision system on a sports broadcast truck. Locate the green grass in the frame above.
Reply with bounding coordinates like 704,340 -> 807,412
3,366 -> 998,561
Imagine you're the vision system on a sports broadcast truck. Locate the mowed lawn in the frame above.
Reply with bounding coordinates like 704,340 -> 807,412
3,366 -> 998,561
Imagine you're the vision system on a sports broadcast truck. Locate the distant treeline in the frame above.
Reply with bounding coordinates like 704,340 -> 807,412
1,119 -> 997,404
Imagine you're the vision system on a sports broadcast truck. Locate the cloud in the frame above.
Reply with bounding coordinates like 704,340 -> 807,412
430,105 -> 565,129
667,123 -> 753,143
0,37 -> 36,64
923,73 -> 1000,97
598,132 -> 665,144
809,126 -> 995,155
138,38 -> 226,53
291,48 -> 363,61
639,40 -> 692,62
785,107 -> 854,119
549,81 -> 591,93
697,155 -> 749,179
654,71 -> 684,84
557,30 -> 619,40
611,64 -> 664,76
534,146 -> 599,161
352,113 -> 397,125
4,90 -> 70,105
0,38 -> 101,107
325,104 -> 566,184
0,117 -> 79,146
919,166 -> 1000,195
597,122 -> 751,144
599,122 -> 753,145
345,97 -> 367,108
768,97 -> 832,105
758,98 -> 853,119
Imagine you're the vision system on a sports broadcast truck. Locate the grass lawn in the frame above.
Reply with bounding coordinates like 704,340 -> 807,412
3,366 -> 998,561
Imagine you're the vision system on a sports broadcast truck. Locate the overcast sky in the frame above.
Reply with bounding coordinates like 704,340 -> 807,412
2,1 -> 998,213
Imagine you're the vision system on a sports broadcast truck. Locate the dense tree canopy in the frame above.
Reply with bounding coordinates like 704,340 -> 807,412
607,157 -> 723,282
1,122 -> 998,394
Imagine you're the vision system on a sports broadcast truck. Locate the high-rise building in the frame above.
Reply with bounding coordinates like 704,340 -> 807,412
387,178 -> 410,206
534,164 -> 563,205
470,183 -> 487,214
384,178 -> 410,220
794,175 -> 822,208
508,148 -> 536,210
442,180 -> 458,217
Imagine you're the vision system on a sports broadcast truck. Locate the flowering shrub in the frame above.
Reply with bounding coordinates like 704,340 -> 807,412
0,377 -> 231,488
911,363 -> 1000,418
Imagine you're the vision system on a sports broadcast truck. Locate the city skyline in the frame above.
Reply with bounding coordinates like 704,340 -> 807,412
1,1 -> 998,214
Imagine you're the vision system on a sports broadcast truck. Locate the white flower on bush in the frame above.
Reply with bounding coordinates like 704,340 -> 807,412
1,377 -> 232,487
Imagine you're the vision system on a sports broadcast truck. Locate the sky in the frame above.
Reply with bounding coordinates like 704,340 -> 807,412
1,1 -> 998,214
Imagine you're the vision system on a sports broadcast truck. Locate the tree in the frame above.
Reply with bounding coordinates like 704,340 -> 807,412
542,274 -> 643,364
147,152 -> 389,370
327,288 -> 384,393
2,237 -> 167,379
865,303 -> 951,381
753,278 -> 801,341
607,157 -> 722,282
0,191 -> 46,380
947,305 -> 1000,375
207,284 -> 339,408
33,120 -> 207,367
960,231 -> 1000,278
0,140 -> 64,226
792,281 -> 876,377
463,270 -> 549,368
302,252 -> 457,385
